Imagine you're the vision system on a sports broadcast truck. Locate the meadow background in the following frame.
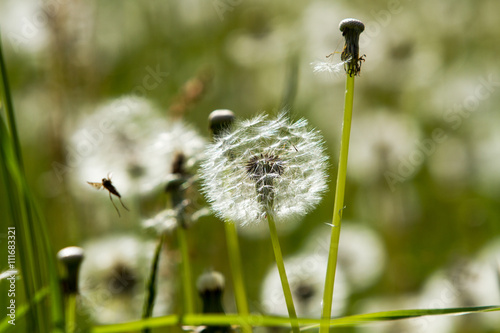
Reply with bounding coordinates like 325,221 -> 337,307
1,0 -> 500,332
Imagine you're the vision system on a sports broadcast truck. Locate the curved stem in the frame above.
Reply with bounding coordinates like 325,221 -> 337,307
267,214 -> 300,333
320,74 -> 355,333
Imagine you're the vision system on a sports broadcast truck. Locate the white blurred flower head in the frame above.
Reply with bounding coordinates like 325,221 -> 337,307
261,252 -> 349,318
68,96 -> 205,197
200,113 -> 328,227
304,222 -> 386,292
349,111 -> 420,184
78,235 -> 171,323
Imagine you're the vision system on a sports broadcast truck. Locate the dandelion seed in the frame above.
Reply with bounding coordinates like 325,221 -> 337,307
311,59 -> 350,74
200,113 -> 328,227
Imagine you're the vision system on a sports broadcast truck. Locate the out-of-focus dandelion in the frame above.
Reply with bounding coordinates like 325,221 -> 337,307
78,235 -> 171,324
68,96 -> 205,197
200,112 -> 328,227
261,252 -> 350,318
305,222 -> 386,291
349,111 -> 420,184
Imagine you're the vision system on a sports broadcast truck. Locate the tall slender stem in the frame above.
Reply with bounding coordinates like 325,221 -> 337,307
267,214 -> 300,333
224,221 -> 252,333
320,74 -> 355,333
177,226 -> 195,314
65,294 -> 76,333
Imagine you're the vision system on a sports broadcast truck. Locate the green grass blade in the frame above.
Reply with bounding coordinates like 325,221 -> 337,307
0,287 -> 49,332
90,305 -> 500,332
0,30 -> 64,332
141,234 -> 165,333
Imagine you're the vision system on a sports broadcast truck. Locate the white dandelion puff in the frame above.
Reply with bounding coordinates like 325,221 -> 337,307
68,96 -> 206,197
200,113 -> 328,227
78,235 -> 172,323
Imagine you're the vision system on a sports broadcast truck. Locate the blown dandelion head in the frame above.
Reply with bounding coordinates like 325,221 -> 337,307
200,113 -> 328,227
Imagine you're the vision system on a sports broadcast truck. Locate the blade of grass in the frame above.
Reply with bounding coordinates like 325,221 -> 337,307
141,234 -> 165,333
0,30 -> 64,332
90,305 -> 500,332
0,286 -> 49,332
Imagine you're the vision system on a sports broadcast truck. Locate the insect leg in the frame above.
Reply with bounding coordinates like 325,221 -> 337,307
118,197 -> 129,211
109,191 -> 121,217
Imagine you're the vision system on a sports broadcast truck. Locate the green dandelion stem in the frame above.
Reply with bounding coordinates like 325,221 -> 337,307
177,225 -> 195,314
267,213 -> 300,333
65,294 -> 76,333
320,74 -> 355,333
224,221 -> 252,333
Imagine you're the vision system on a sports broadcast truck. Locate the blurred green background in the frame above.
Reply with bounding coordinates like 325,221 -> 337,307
1,0 -> 500,332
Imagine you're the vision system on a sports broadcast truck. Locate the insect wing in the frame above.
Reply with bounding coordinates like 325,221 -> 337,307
87,181 -> 103,190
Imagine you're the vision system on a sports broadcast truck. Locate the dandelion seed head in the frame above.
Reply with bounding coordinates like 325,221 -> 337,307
78,235 -> 172,323
200,113 -> 328,227
68,96 -> 205,197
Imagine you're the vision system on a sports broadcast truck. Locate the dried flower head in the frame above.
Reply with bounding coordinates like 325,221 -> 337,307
339,18 -> 365,76
200,113 -> 328,227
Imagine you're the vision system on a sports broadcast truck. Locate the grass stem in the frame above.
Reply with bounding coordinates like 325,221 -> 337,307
320,74 -> 355,333
267,214 -> 300,333
177,225 -> 195,315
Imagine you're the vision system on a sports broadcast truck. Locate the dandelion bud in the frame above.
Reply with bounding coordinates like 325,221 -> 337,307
339,18 -> 365,76
57,246 -> 85,294
200,113 -> 328,227
197,271 -> 226,315
208,109 -> 235,138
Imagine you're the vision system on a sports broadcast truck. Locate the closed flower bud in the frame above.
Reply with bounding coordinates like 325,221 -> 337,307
57,246 -> 85,294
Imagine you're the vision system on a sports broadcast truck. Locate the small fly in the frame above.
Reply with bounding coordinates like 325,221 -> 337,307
87,173 -> 129,217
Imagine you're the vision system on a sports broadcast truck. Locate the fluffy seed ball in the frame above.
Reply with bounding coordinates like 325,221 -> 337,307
200,113 -> 328,227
